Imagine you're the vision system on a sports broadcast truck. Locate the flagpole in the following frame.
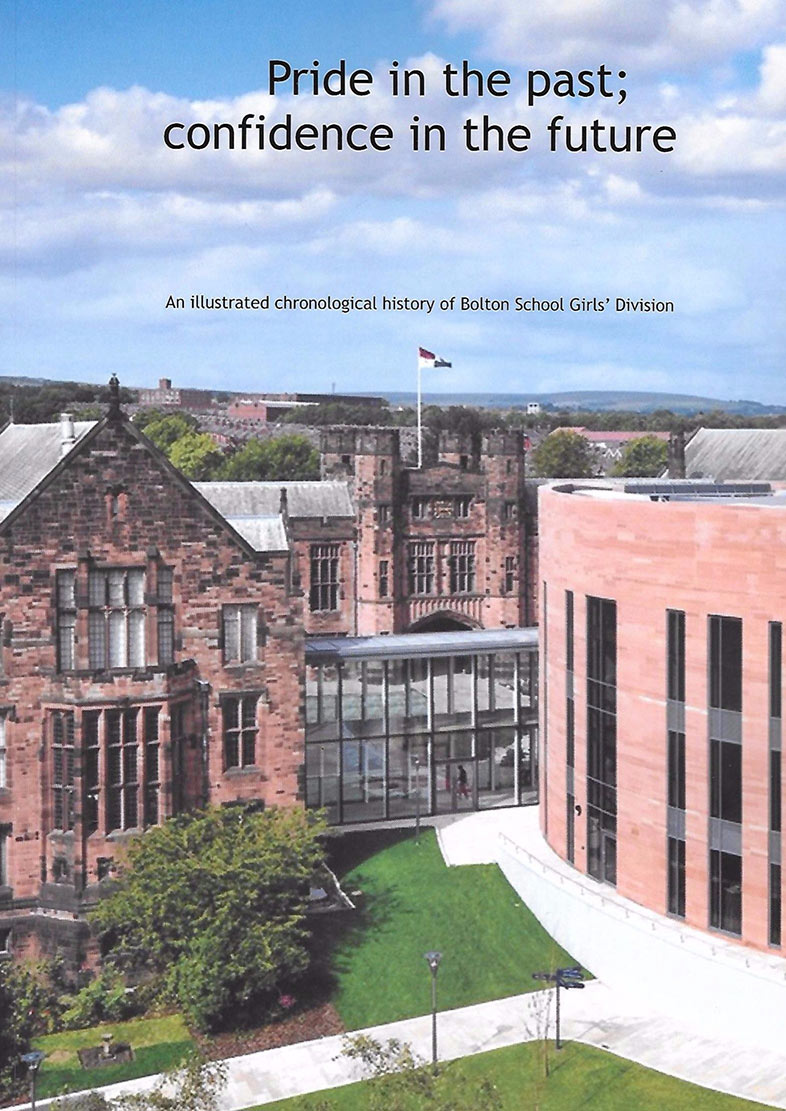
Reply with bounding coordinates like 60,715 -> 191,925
417,352 -> 423,469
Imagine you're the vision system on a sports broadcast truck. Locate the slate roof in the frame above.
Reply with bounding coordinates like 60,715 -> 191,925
684,428 -> 786,481
0,420 -> 292,553
224,516 -> 289,552
195,481 -> 354,519
0,420 -> 96,516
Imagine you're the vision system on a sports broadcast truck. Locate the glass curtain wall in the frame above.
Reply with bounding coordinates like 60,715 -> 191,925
305,648 -> 538,824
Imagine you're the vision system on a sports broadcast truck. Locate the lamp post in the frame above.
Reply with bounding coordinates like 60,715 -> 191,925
414,757 -> 421,843
21,1050 -> 45,1111
531,966 -> 584,1050
423,950 -> 442,1067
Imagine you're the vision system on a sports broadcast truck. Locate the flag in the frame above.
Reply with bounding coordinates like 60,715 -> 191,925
418,347 -> 451,368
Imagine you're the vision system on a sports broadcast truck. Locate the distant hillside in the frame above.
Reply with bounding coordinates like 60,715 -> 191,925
377,390 -> 786,416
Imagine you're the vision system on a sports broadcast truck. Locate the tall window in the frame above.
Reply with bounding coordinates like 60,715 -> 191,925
709,615 -> 742,712
455,496 -> 471,518
157,567 -> 175,665
770,863 -> 782,948
586,596 -> 617,885
668,837 -> 686,917
504,556 -> 516,595
223,695 -> 258,769
771,622 -> 782,719
223,603 -> 258,662
667,609 -> 685,702
710,739 -> 742,824
309,545 -> 340,612
0,825 -> 8,887
379,560 -> 389,598
56,570 -> 76,670
710,849 -> 742,935
0,714 -> 6,790
503,501 -> 516,520
412,497 -> 429,519
84,710 -> 100,835
668,731 -> 686,809
449,541 -> 476,594
408,542 -> 435,596
88,568 -> 146,670
106,709 -> 139,831
52,710 -> 75,831
144,707 -> 161,827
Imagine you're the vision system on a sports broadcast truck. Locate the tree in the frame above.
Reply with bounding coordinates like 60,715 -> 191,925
530,430 -> 596,478
319,1035 -> 503,1111
142,414 -> 199,452
91,806 -> 327,1032
219,435 -> 320,481
612,435 -> 669,477
167,432 -> 224,480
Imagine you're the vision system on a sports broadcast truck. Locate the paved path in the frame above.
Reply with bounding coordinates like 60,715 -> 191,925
11,809 -> 786,1110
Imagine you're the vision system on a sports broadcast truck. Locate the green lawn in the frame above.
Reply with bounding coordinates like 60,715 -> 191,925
33,1013 -> 194,1099
313,828 -> 579,1030
257,1040 -> 774,1111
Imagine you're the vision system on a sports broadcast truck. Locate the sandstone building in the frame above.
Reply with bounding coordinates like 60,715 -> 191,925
0,386 -> 304,966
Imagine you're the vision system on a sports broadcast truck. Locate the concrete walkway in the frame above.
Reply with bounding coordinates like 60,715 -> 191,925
11,809 -> 786,1110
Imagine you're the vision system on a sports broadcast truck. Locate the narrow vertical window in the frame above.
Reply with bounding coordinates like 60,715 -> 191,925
667,609 -> 685,702
144,707 -> 161,826
56,570 -> 76,671
770,863 -> 782,947
710,849 -> 742,935
667,837 -> 686,917
52,710 -> 75,831
84,710 -> 100,835
771,750 -> 782,834
709,615 -> 742,712
157,567 -> 175,665
379,560 -> 389,598
106,709 -> 139,831
504,556 -> 516,594
668,731 -> 686,810
770,622 -> 782,720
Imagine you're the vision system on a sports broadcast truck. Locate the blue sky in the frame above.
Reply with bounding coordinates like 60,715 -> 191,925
2,0 -> 785,402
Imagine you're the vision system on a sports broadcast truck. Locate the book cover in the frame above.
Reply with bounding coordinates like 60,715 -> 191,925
3,1 -> 786,1107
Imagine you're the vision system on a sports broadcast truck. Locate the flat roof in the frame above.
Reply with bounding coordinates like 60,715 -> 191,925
306,627 -> 538,662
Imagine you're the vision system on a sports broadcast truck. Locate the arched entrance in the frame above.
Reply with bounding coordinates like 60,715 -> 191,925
407,611 -> 479,634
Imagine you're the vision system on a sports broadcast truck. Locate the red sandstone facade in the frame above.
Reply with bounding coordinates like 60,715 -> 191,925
318,427 -> 536,635
0,406 -> 304,967
539,483 -> 785,954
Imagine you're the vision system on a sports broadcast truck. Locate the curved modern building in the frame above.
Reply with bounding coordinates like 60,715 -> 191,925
540,481 -> 785,954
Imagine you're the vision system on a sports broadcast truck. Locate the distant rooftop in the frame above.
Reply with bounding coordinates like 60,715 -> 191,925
0,419 -> 96,515
196,481 -> 354,519
684,428 -> 786,482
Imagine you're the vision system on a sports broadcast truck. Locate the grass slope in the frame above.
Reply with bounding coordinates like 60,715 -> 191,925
315,829 -> 578,1030
34,1014 -> 194,1099
258,1040 -> 774,1111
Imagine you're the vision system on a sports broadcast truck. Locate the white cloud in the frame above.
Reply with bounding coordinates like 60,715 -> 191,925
428,0 -> 785,69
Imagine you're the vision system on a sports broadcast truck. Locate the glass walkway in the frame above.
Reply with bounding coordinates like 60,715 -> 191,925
305,627 -> 538,825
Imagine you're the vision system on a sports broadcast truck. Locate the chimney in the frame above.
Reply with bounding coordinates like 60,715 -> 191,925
60,412 -> 76,457
668,429 -> 686,479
